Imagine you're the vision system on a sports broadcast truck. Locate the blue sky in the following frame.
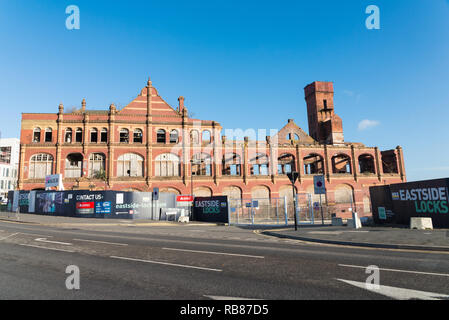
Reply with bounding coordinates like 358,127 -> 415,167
0,0 -> 448,181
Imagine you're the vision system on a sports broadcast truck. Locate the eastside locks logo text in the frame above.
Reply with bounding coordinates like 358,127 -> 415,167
195,199 -> 226,214
392,187 -> 449,214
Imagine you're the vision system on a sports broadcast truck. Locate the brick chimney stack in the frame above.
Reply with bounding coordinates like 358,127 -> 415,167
304,81 -> 344,145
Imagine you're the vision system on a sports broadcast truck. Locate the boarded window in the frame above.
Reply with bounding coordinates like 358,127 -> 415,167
155,153 -> 180,177
29,154 -> 53,179
117,153 -> 144,177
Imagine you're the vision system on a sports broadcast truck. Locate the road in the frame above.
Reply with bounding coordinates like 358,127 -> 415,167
0,220 -> 448,302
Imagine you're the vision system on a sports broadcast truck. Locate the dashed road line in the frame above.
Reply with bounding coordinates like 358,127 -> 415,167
339,264 -> 449,277
110,255 -> 223,272
162,247 -> 264,259
35,238 -> 72,246
73,238 -> 128,246
19,243 -> 75,253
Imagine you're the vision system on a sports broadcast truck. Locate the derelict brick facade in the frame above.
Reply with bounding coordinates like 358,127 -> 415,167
17,78 -> 406,217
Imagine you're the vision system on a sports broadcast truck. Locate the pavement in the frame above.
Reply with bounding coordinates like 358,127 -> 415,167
262,225 -> 449,252
0,212 -> 225,227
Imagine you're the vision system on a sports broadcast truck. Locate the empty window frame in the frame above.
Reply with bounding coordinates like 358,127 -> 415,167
33,128 -> 41,143
75,128 -> 83,143
332,154 -> 352,174
45,128 -> 52,142
120,129 -> 129,143
88,153 -> 106,178
65,153 -> 84,178
133,129 -> 143,143
222,153 -> 241,176
65,128 -> 72,143
303,154 -> 324,175
100,128 -> 108,143
157,129 -> 166,143
277,153 -> 295,175
90,128 -> 98,143
169,130 -> 179,144
191,153 -> 212,176
250,153 -> 269,176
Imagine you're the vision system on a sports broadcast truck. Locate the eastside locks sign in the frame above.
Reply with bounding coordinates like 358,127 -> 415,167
389,178 -> 449,228
193,196 -> 229,223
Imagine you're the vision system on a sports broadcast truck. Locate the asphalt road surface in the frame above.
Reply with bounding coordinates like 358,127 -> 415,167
0,220 -> 448,301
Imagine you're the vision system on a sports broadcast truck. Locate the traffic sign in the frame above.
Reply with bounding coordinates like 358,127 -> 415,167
152,187 -> 159,200
287,171 -> 299,184
313,175 -> 326,195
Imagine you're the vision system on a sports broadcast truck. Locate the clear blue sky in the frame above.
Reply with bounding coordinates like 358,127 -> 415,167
0,0 -> 448,181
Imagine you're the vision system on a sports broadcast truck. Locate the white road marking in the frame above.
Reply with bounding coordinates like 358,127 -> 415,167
73,238 -> 128,246
338,264 -> 449,277
337,279 -> 449,300
20,232 -> 53,238
204,295 -> 263,300
34,238 -> 72,246
162,247 -> 264,259
0,233 -> 19,241
19,243 -> 75,253
110,255 -> 223,272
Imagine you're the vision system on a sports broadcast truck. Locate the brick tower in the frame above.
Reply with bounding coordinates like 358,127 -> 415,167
304,81 -> 344,145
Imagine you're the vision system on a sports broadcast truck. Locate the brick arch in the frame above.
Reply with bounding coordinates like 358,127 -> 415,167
222,185 -> 242,200
193,186 -> 213,197
159,187 -> 181,195
331,153 -> 352,174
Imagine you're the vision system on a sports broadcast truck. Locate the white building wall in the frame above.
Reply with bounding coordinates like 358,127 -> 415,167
0,138 -> 20,200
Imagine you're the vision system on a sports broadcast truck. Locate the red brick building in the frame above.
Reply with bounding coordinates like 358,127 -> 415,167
17,78 -> 406,217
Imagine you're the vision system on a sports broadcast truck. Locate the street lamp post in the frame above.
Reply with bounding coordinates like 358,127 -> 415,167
287,171 -> 299,231
190,159 -> 195,219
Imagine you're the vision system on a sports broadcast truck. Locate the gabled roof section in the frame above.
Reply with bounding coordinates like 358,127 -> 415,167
119,85 -> 181,118
271,119 -> 317,145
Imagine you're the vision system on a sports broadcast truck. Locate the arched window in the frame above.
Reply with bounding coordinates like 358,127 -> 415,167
202,130 -> 211,143
65,153 -> 83,178
133,129 -> 143,143
157,129 -> 166,143
278,153 -> 295,175
250,153 -> 269,176
332,154 -> 352,174
303,154 -> 324,175
286,133 -> 299,141
88,153 -> 106,178
169,130 -> 179,143
117,153 -> 144,177
359,154 -> 376,174
120,128 -> 129,143
33,128 -> 41,143
45,128 -> 52,142
65,128 -> 72,143
100,128 -> 108,143
90,128 -> 98,143
190,130 -> 199,144
29,154 -> 53,179
155,153 -> 180,177
222,153 -> 241,176
382,152 -> 399,174
75,128 -> 83,143
192,153 -> 212,176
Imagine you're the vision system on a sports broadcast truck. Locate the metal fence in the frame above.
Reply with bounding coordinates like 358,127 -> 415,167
229,194 -> 371,226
